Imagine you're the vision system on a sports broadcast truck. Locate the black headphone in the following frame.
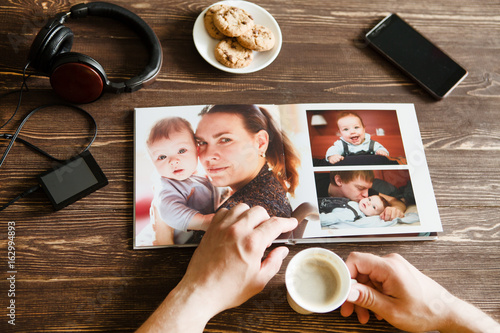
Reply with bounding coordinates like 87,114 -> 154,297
27,1 -> 162,104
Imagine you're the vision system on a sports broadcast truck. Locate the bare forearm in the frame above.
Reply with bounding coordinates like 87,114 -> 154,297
136,281 -> 212,333
439,296 -> 500,333
386,195 -> 406,212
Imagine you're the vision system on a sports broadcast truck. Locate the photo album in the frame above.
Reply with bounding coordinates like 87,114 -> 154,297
134,103 -> 442,249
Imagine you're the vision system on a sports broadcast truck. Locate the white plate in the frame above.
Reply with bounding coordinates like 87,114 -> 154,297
193,0 -> 282,73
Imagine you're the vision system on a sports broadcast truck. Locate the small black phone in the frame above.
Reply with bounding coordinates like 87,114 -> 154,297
365,13 -> 467,99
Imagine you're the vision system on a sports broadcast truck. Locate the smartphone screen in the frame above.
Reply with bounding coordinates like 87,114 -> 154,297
365,13 -> 467,99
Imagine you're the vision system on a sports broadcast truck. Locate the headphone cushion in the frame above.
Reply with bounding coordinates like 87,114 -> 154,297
36,26 -> 74,74
49,52 -> 107,104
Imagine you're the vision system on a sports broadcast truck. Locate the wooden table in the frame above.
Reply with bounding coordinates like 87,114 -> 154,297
1,0 -> 499,331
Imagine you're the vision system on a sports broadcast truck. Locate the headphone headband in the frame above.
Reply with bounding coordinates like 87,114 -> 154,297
68,2 -> 162,92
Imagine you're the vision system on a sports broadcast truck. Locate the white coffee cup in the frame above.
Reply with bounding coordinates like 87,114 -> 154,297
285,247 -> 352,314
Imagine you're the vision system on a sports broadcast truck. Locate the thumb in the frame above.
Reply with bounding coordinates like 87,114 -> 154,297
259,246 -> 290,283
347,282 -> 394,317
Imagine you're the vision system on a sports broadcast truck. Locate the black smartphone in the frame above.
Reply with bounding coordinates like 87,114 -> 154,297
365,13 -> 467,99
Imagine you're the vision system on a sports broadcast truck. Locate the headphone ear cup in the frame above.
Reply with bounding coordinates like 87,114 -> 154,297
49,52 -> 108,104
31,25 -> 74,74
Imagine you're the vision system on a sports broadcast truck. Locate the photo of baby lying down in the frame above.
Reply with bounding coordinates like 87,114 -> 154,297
315,169 -> 420,230
318,196 -> 419,229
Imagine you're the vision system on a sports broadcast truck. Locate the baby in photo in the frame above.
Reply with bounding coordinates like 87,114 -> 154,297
319,195 -> 389,224
325,112 -> 389,164
146,117 -> 219,244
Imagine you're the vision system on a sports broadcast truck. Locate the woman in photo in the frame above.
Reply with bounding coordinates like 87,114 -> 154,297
195,104 -> 300,218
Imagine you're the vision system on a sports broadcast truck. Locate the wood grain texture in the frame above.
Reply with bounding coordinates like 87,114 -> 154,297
1,0 -> 500,331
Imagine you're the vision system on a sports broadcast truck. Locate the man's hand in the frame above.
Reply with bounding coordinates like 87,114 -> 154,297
379,205 -> 404,221
182,204 -> 297,313
340,252 -> 500,332
378,193 -> 405,221
137,204 -> 298,333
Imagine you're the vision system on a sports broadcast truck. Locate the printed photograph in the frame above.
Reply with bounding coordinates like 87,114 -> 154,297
134,104 -> 304,248
314,169 -> 418,231
306,109 -> 406,166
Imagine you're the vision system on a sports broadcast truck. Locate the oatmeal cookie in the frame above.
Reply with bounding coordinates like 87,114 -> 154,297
203,4 -> 228,39
213,6 -> 254,37
237,24 -> 275,51
214,38 -> 253,68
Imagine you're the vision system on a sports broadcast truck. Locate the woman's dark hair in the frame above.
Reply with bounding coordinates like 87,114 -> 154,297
200,105 -> 300,195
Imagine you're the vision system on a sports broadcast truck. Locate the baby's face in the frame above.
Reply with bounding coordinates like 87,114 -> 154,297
338,115 -> 366,145
148,130 -> 198,181
358,195 -> 385,216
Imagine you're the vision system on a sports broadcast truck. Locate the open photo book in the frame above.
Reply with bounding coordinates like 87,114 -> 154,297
134,103 -> 442,249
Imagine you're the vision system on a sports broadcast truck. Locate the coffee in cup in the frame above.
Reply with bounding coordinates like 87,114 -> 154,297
285,248 -> 352,314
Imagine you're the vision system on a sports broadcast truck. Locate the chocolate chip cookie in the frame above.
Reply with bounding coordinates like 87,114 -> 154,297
213,6 -> 254,37
214,38 -> 253,68
237,24 -> 275,51
203,4 -> 228,39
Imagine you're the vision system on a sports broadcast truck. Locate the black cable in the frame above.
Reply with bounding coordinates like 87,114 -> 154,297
0,103 -> 98,166
1,59 -> 100,211
0,184 -> 41,212
0,103 -> 98,210
0,133 -> 66,160
0,62 -> 31,131
0,66 -> 98,210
